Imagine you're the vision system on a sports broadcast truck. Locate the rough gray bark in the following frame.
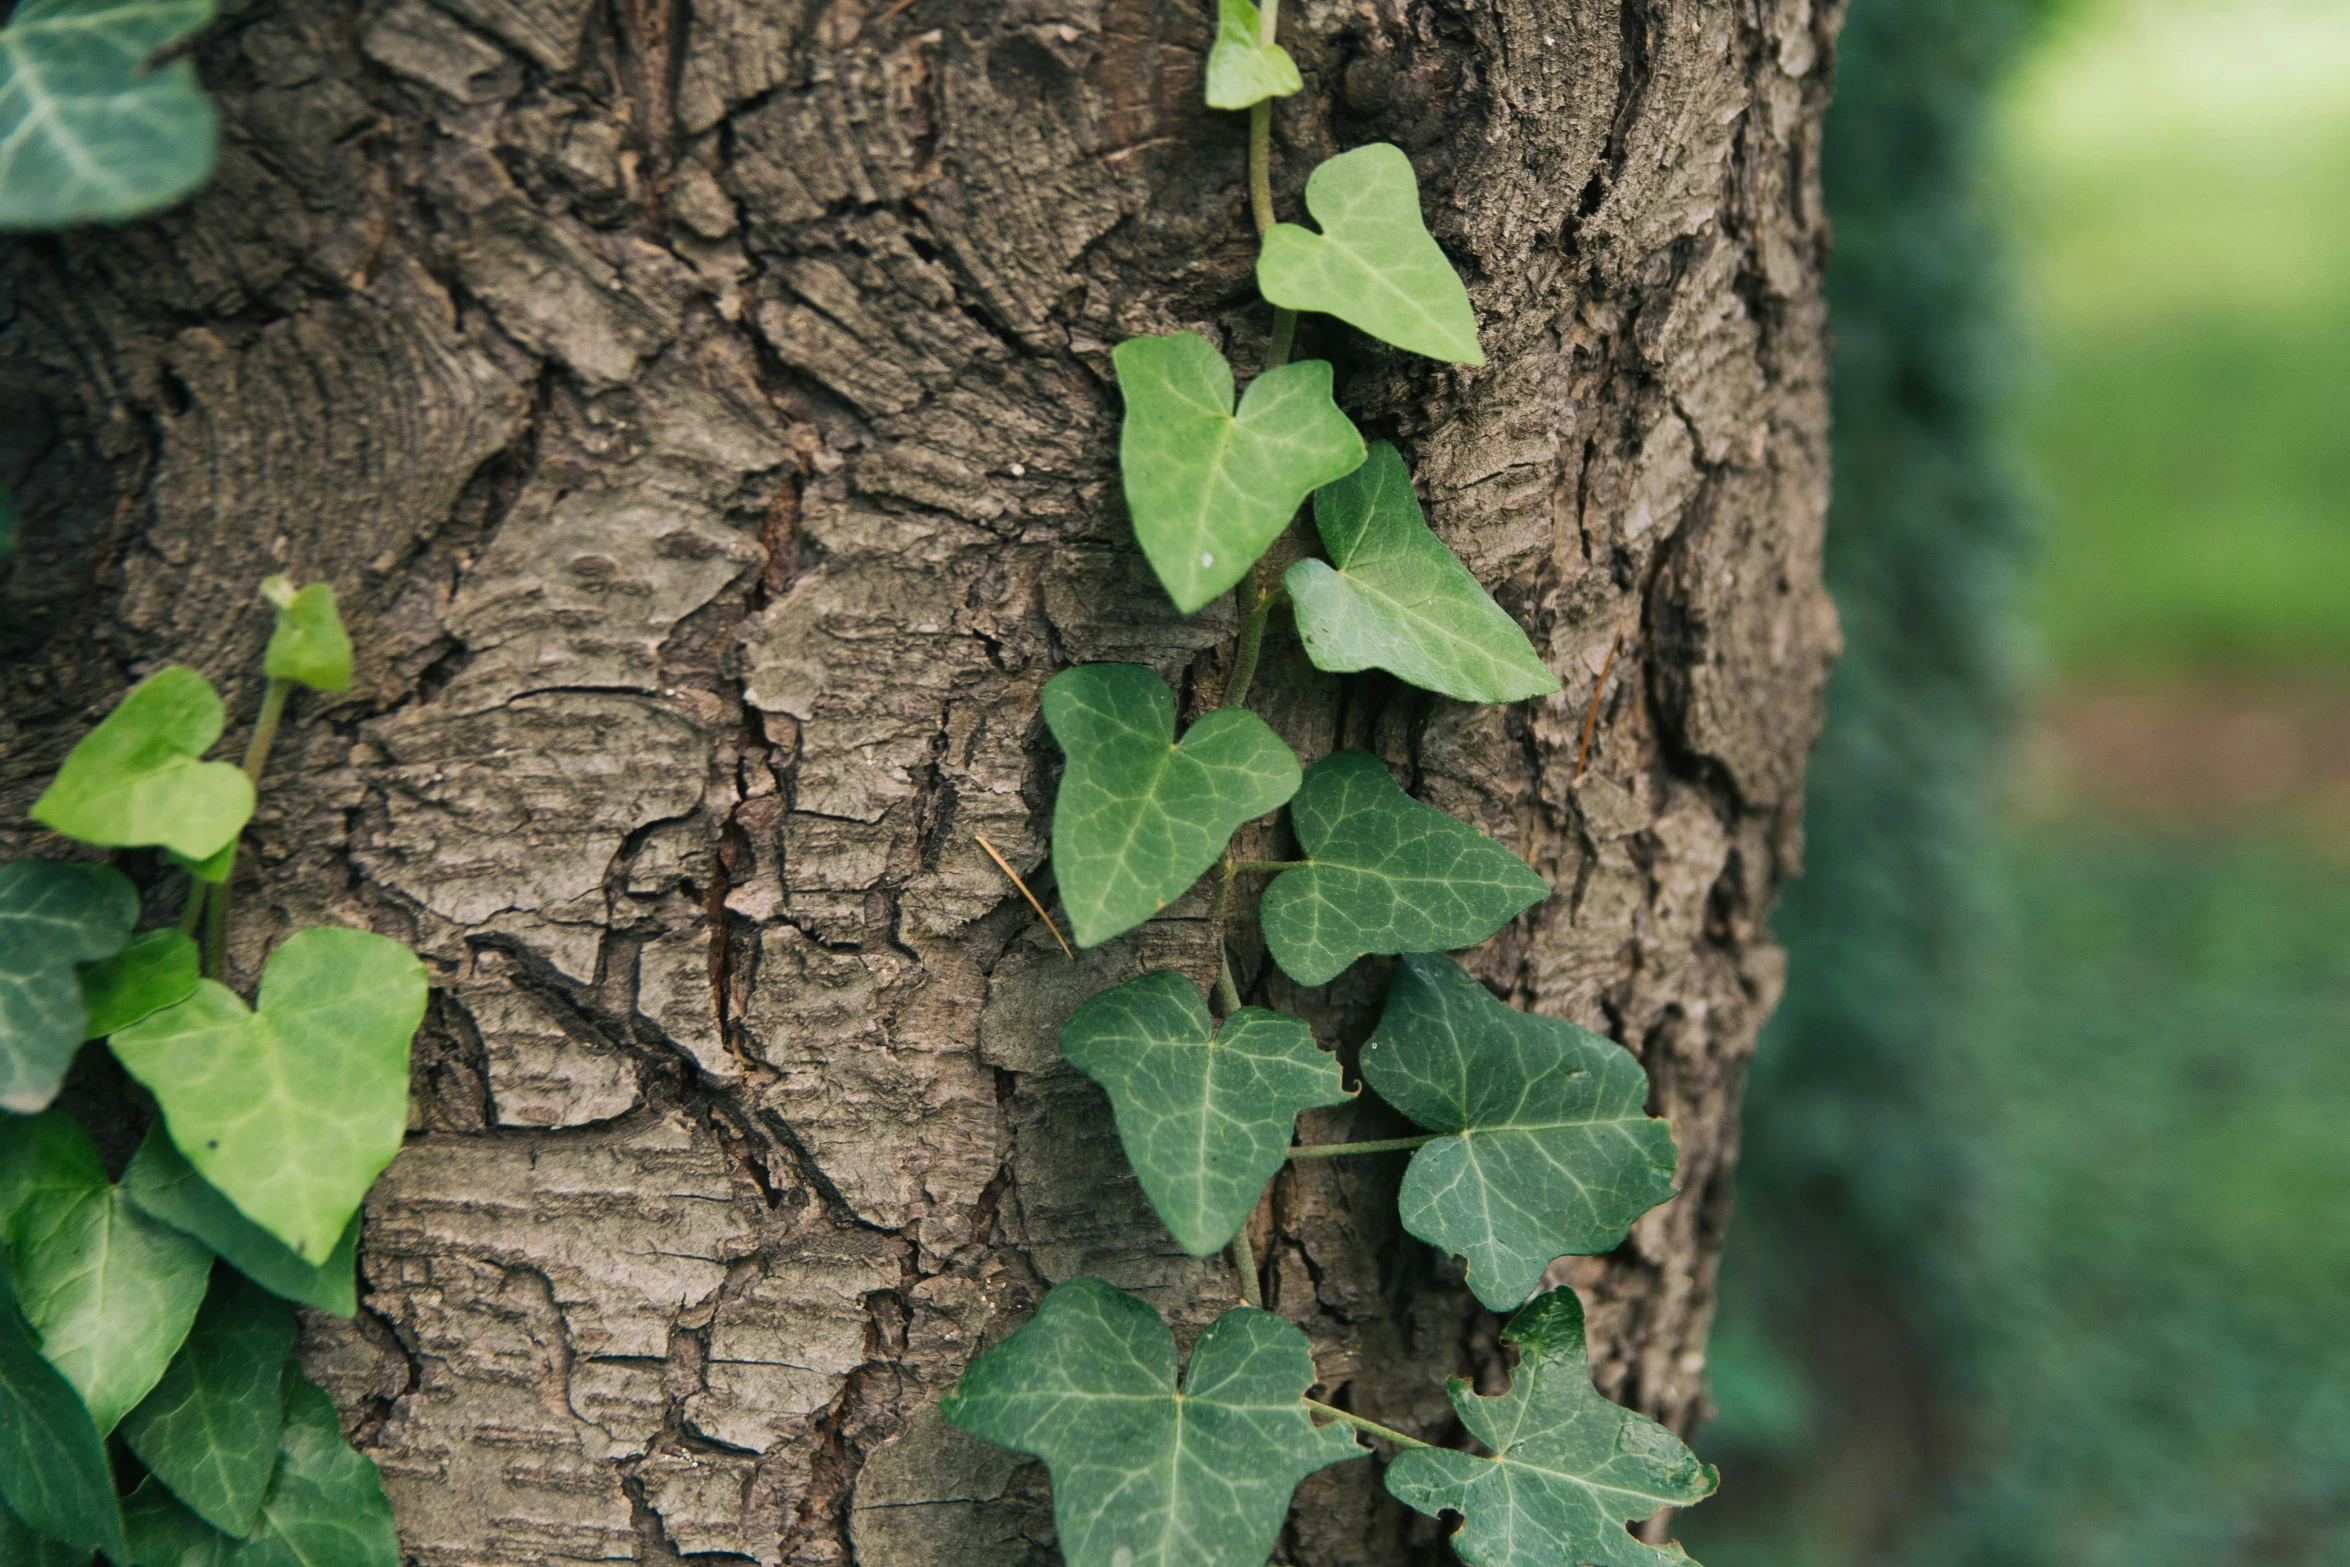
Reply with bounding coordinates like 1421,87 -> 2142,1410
0,0 -> 1841,1559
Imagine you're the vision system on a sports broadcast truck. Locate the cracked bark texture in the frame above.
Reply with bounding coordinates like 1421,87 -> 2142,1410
0,0 -> 1843,1558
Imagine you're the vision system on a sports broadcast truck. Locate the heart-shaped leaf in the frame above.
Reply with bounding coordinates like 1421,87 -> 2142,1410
1060,971 -> 1352,1254
111,925 -> 425,1261
942,1278 -> 1363,1567
260,575 -> 352,693
120,1129 -> 361,1317
1115,332 -> 1365,613
1260,750 -> 1547,986
1287,443 -> 1558,703
1384,1286 -> 1717,1566
1257,143 -> 1485,365
1,1112 -> 212,1431
31,667 -> 255,861
1203,0 -> 1299,109
0,0 -> 219,231
0,1247 -> 126,1563
0,860 -> 136,1113
1046,664 -> 1301,948
82,928 -> 201,1038
1363,954 -> 1679,1310
120,1273 -> 296,1536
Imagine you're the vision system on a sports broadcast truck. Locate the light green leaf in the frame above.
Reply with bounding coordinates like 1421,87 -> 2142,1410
170,841 -> 236,886
31,666 -> 255,861
121,1273 -> 295,1536
2,1110 -> 211,1431
0,1246 -> 126,1563
942,1278 -> 1363,1567
1045,665 -> 1301,948
260,576 -> 352,693
0,0 -> 219,231
82,927 -> 201,1038
0,1492 -> 92,1567
1260,750 -> 1548,986
1114,332 -> 1365,613
1287,443 -> 1558,703
110,925 -> 425,1262
1257,143 -> 1485,365
120,1129 -> 360,1317
1203,0 -> 1299,110
1384,1286 -> 1717,1567
1060,971 -> 1351,1255
1363,954 -> 1679,1311
0,860 -> 136,1113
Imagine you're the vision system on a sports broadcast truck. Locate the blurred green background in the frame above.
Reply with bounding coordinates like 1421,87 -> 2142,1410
1685,0 -> 2350,1563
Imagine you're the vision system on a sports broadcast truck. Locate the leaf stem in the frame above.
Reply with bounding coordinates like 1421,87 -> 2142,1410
1287,1133 -> 1440,1159
1302,1397 -> 1432,1449
1248,101 -> 1276,238
1268,308 -> 1298,369
1216,947 -> 1243,1014
1230,859 -> 1306,875
1229,1229 -> 1263,1307
1222,584 -> 1287,710
177,881 -> 207,935
208,677 -> 296,983
202,872 -> 228,979
241,677 -> 294,786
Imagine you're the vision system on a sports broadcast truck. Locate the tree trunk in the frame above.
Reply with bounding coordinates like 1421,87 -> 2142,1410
0,0 -> 1840,1558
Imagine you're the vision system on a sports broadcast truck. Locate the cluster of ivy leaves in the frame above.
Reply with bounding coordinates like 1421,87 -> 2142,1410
940,4 -> 1720,1564
0,580 -> 413,1565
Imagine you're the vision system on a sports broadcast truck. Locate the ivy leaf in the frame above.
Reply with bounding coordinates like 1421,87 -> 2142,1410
1286,444 -> 1558,703
120,1273 -> 296,1536
260,576 -> 352,693
1384,1286 -> 1717,1567
120,1129 -> 360,1317
942,1278 -> 1363,1567
1363,954 -> 1679,1311
110,925 -> 425,1262
82,928 -> 201,1038
0,1246 -> 126,1564
0,0 -> 219,231
1,1111 -> 212,1431
30,666 -> 256,862
0,860 -> 137,1113
1045,665 -> 1301,948
0,482 -> 17,558
1060,971 -> 1352,1255
1257,143 -> 1485,366
1203,0 -> 1300,110
1260,751 -> 1547,986
0,1493 -> 91,1567
1114,332 -> 1365,614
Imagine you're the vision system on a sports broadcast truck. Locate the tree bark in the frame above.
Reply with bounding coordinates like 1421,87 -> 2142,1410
0,0 -> 1841,1559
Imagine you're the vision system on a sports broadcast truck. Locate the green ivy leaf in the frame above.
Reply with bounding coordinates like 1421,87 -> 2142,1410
1114,332 -> 1365,614
1260,751 -> 1547,986
0,0 -> 219,231
1060,971 -> 1351,1255
1046,665 -> 1301,948
120,1273 -> 296,1536
82,928 -> 201,1038
30,666 -> 256,862
0,860 -> 137,1113
1257,143 -> 1485,366
1203,0 -> 1300,110
0,1492 -> 91,1567
120,1129 -> 360,1317
110,925 -> 425,1262
1384,1286 -> 1717,1566
1286,443 -> 1558,703
1,1111 -> 211,1431
260,576 -> 352,693
0,1247 -> 126,1563
942,1278 -> 1363,1567
1363,954 -> 1679,1311
0,482 -> 17,559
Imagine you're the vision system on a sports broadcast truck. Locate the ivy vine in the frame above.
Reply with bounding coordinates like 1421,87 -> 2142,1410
941,3 -> 1719,1562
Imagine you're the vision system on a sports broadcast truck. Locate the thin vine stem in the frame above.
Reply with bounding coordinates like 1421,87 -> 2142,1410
1287,1134 -> 1441,1160
206,676 -> 295,980
1222,584 -> 1288,710
1231,858 -> 1307,875
1302,1397 -> 1433,1449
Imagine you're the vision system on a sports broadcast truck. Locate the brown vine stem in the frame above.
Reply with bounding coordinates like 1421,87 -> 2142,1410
1571,625 -> 1624,785
1287,1134 -> 1440,1159
974,832 -> 1073,958
1302,1398 -> 1433,1449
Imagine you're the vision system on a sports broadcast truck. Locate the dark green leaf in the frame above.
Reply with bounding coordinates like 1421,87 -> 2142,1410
82,929 -> 201,1039
259,577 -> 352,694
125,1478 -> 230,1566
1203,0 -> 1299,110
1287,443 -> 1558,703
1114,332 -> 1364,613
0,860 -> 137,1113
942,1278 -> 1362,1567
1045,665 -> 1300,948
120,1130 -> 358,1317
30,667 -> 254,862
1,1491 -> 93,1566
1363,954 -> 1679,1310
1260,751 -> 1548,986
120,1273 -> 295,1536
0,1247 -> 126,1563
1384,1286 -> 1716,1567
110,926 -> 424,1262
0,0 -> 219,231
1257,143 -> 1484,365
1060,971 -> 1351,1254
0,483 -> 16,559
